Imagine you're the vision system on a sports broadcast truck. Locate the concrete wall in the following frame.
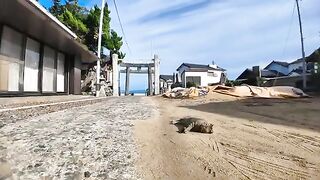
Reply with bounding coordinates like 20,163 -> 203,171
263,76 -> 306,87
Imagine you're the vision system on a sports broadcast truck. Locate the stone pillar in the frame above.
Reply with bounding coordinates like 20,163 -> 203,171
148,66 -> 153,96
125,67 -> 130,96
154,55 -> 160,95
152,73 -> 155,95
112,54 -> 119,96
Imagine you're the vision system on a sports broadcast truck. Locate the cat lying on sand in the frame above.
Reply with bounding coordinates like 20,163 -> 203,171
171,117 -> 213,134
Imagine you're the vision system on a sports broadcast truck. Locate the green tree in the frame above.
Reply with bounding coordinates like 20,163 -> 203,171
64,0 -> 87,20
105,30 -> 126,59
84,4 -> 111,53
49,0 -> 62,16
46,1 -> 125,60
58,9 -> 88,39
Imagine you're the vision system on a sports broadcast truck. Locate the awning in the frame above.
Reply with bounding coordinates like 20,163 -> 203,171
0,0 -> 97,63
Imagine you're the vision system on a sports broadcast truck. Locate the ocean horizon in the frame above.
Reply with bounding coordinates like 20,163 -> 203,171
121,89 -> 146,95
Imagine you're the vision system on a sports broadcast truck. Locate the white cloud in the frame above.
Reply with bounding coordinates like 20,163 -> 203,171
103,0 -> 320,90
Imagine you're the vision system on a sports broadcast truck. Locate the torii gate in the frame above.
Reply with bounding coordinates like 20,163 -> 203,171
111,54 -> 160,96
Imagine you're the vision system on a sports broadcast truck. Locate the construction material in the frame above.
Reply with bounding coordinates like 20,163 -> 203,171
163,87 -> 208,99
212,85 -> 309,98
163,85 -> 308,99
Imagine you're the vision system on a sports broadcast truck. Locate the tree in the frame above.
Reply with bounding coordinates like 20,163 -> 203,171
105,30 -> 126,59
84,4 -> 111,53
58,9 -> 88,39
64,0 -> 87,20
49,0 -> 62,17
46,1 -> 125,60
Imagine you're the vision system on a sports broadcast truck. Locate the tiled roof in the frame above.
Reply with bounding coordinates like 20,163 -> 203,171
160,75 -> 173,81
177,63 -> 226,71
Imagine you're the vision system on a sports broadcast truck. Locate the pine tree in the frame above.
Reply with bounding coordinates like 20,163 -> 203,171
49,0 -> 62,17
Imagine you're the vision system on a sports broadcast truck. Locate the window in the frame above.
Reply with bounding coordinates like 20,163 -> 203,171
0,26 -> 23,91
208,72 -> 217,77
42,46 -> 56,92
57,52 -> 65,92
186,76 -> 201,86
24,38 -> 40,92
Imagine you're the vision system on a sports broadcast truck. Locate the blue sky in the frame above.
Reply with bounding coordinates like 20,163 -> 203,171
40,0 -> 320,91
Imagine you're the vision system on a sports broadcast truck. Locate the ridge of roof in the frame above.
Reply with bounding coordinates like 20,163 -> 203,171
177,63 -> 226,71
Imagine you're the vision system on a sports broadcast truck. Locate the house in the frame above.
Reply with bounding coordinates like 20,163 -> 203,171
0,0 -> 97,96
264,61 -> 290,75
176,63 -> 226,87
236,48 -> 319,87
306,47 -> 320,73
160,75 -> 174,93
237,67 -> 285,82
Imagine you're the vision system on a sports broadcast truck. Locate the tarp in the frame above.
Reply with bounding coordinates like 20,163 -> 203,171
212,85 -> 309,98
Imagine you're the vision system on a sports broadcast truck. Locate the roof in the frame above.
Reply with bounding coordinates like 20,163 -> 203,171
0,0 -> 97,63
236,69 -> 285,80
176,63 -> 226,72
160,75 -> 173,81
265,61 -> 289,69
290,58 -> 304,65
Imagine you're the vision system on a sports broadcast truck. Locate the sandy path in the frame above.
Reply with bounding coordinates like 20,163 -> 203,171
135,95 -> 320,179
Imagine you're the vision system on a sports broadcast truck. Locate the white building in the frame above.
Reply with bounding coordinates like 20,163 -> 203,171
176,63 -> 226,88
160,75 -> 174,93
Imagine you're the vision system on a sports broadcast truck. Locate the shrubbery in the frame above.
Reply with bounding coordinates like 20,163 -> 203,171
186,82 -> 197,88
225,80 -> 242,87
171,82 -> 183,89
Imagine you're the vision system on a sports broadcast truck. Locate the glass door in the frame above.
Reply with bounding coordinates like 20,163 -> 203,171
42,46 -> 55,92
57,52 -> 65,92
24,38 -> 40,92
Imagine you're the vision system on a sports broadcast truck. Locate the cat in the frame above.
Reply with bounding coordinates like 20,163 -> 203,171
171,117 -> 213,134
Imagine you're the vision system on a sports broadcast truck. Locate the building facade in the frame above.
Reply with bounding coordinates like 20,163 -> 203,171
176,63 -> 226,88
0,0 -> 97,96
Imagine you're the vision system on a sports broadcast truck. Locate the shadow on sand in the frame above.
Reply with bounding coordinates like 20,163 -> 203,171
180,97 -> 320,132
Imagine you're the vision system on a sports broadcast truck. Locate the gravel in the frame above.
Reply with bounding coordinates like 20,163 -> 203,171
0,98 -> 109,127
0,96 -> 155,179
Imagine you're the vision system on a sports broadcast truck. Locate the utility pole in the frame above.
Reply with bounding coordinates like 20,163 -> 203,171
295,0 -> 307,89
96,0 -> 105,97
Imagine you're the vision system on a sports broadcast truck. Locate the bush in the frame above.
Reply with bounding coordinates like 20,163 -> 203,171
171,82 -> 182,89
186,81 -> 197,88
225,80 -> 242,87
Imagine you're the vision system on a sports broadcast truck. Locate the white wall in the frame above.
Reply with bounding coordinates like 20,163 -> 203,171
184,71 -> 222,87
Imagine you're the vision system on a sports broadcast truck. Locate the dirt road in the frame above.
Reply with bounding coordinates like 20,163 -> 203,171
135,95 -> 320,179
1,95 -> 320,179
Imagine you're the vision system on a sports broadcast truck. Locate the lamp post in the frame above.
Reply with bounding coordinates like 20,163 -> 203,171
295,0 -> 307,89
96,0 -> 105,97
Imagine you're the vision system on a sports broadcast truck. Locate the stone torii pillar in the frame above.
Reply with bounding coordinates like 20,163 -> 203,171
148,66 -> 153,95
112,54 -> 119,96
125,67 -> 130,96
154,55 -> 160,95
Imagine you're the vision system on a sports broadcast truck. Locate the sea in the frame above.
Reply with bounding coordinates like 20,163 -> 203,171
120,89 -> 146,96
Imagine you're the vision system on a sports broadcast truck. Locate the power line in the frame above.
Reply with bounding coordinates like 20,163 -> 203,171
112,0 -> 132,55
273,0 -> 297,86
281,1 -> 296,58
